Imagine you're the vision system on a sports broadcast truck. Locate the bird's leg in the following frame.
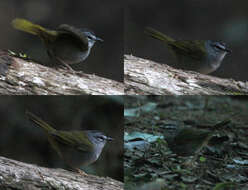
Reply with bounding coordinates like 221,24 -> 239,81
55,57 -> 85,75
183,135 -> 211,167
74,168 -> 88,176
53,57 -> 87,76
57,152 -> 88,176
55,57 -> 75,71
64,160 -> 88,176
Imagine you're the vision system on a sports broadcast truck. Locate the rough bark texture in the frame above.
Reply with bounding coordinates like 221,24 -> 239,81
0,156 -> 123,190
0,50 -> 124,95
124,55 -> 248,95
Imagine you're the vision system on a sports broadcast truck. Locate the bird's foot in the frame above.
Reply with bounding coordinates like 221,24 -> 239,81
75,168 -> 88,176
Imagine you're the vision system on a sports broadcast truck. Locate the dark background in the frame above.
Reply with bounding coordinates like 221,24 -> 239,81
0,96 -> 123,181
0,0 -> 123,82
125,0 -> 248,81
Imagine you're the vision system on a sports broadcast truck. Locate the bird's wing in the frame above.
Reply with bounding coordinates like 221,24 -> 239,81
57,24 -> 89,48
51,130 -> 93,152
169,40 -> 206,60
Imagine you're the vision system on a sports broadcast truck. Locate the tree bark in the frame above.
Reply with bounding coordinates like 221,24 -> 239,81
0,156 -> 123,190
124,55 -> 248,95
0,50 -> 124,95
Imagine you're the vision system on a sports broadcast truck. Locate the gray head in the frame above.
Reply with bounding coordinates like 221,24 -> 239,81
210,41 -> 231,52
80,29 -> 103,49
206,40 -> 231,60
85,130 -> 112,156
204,40 -> 231,73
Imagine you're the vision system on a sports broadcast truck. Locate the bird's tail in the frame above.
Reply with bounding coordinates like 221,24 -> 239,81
145,27 -> 174,43
12,18 -> 57,41
26,111 -> 56,134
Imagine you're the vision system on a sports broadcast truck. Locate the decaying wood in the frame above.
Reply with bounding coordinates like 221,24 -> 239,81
124,55 -> 248,95
0,50 -> 124,95
0,156 -> 123,190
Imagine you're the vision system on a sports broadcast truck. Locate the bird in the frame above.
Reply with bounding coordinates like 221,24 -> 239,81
26,111 -> 112,173
164,126 -> 213,156
145,27 -> 231,74
12,18 -> 103,71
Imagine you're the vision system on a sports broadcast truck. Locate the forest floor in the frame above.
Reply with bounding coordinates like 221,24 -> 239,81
124,96 -> 248,190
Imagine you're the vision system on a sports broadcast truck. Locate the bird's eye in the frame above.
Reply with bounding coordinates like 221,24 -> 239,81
212,42 -> 226,51
213,45 -> 223,51
214,45 -> 220,49
88,36 -> 93,40
97,136 -> 105,141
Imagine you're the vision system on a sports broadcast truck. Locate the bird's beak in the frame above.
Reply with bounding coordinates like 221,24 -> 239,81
95,36 -> 104,42
225,47 -> 232,54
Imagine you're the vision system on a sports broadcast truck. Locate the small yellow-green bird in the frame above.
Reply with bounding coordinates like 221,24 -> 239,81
12,18 -> 103,70
145,27 -> 231,74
